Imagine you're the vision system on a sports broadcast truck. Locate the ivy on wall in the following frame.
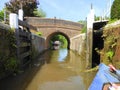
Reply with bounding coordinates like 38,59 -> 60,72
100,27 -> 118,65
0,28 -> 17,78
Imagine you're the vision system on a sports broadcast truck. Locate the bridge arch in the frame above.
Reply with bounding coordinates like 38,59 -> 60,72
46,31 -> 70,49
26,17 -> 83,49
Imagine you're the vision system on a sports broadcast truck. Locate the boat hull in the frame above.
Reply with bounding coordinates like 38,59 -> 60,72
89,63 -> 120,90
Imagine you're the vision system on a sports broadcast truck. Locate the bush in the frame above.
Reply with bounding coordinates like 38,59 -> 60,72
0,28 -> 17,77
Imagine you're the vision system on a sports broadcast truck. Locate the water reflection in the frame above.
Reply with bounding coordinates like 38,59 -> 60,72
67,50 -> 87,72
38,76 -> 85,90
45,49 -> 68,63
58,49 -> 68,62
26,49 -> 95,90
0,49 -> 96,90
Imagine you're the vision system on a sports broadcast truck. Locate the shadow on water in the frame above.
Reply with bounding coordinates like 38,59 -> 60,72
0,51 -> 48,90
0,49 -> 96,90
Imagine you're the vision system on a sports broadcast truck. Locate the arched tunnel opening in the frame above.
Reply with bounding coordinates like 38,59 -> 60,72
46,32 -> 70,50
92,21 -> 108,67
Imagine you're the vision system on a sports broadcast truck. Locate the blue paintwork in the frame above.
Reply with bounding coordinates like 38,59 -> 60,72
88,63 -> 120,90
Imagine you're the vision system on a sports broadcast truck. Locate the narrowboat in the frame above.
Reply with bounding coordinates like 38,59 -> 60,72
89,63 -> 120,90
52,41 -> 61,50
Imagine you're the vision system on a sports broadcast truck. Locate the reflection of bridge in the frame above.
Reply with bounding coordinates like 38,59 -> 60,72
26,17 -> 83,49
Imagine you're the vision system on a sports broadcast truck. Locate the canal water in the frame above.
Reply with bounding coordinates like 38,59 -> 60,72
0,49 -> 96,90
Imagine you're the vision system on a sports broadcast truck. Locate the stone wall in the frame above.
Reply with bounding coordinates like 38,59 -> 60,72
70,33 -> 86,55
0,22 -> 46,79
0,23 -> 11,58
101,23 -> 120,69
31,34 -> 46,59
0,22 -> 17,79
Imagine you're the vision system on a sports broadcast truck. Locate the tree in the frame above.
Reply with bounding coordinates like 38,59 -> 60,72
78,20 -> 87,33
0,9 -> 4,21
33,8 -> 46,17
0,8 -> 9,22
95,16 -> 100,21
111,0 -> 120,19
50,34 -> 68,48
5,0 -> 39,17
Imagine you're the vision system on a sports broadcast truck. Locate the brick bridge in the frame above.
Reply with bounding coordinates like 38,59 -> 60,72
26,17 -> 83,49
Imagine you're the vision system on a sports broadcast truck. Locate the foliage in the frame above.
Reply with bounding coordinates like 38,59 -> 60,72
59,35 -> 68,48
111,0 -> 120,19
5,29 -> 17,71
108,19 -> 118,24
5,0 -> 39,17
95,16 -> 109,21
78,20 -> 85,24
36,32 -> 42,36
81,25 -> 87,33
95,16 -> 101,21
33,8 -> 46,17
100,27 -> 118,64
0,8 -> 9,23
0,29 -> 17,76
78,20 -> 87,33
106,50 -> 114,62
0,9 -> 4,21
0,8 -> 9,22
4,57 -> 17,71
50,34 -> 68,48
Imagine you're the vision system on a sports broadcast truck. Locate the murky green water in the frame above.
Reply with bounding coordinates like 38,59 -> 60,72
0,49 -> 96,90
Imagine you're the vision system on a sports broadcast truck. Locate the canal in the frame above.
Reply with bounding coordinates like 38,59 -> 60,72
0,49 -> 96,90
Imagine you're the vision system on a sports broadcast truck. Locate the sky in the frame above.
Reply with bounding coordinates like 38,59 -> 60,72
0,0 -> 114,22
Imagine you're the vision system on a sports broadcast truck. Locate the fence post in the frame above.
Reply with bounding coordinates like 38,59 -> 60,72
18,9 -> 23,21
86,6 -> 95,68
9,13 -> 21,67
9,13 -> 18,29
